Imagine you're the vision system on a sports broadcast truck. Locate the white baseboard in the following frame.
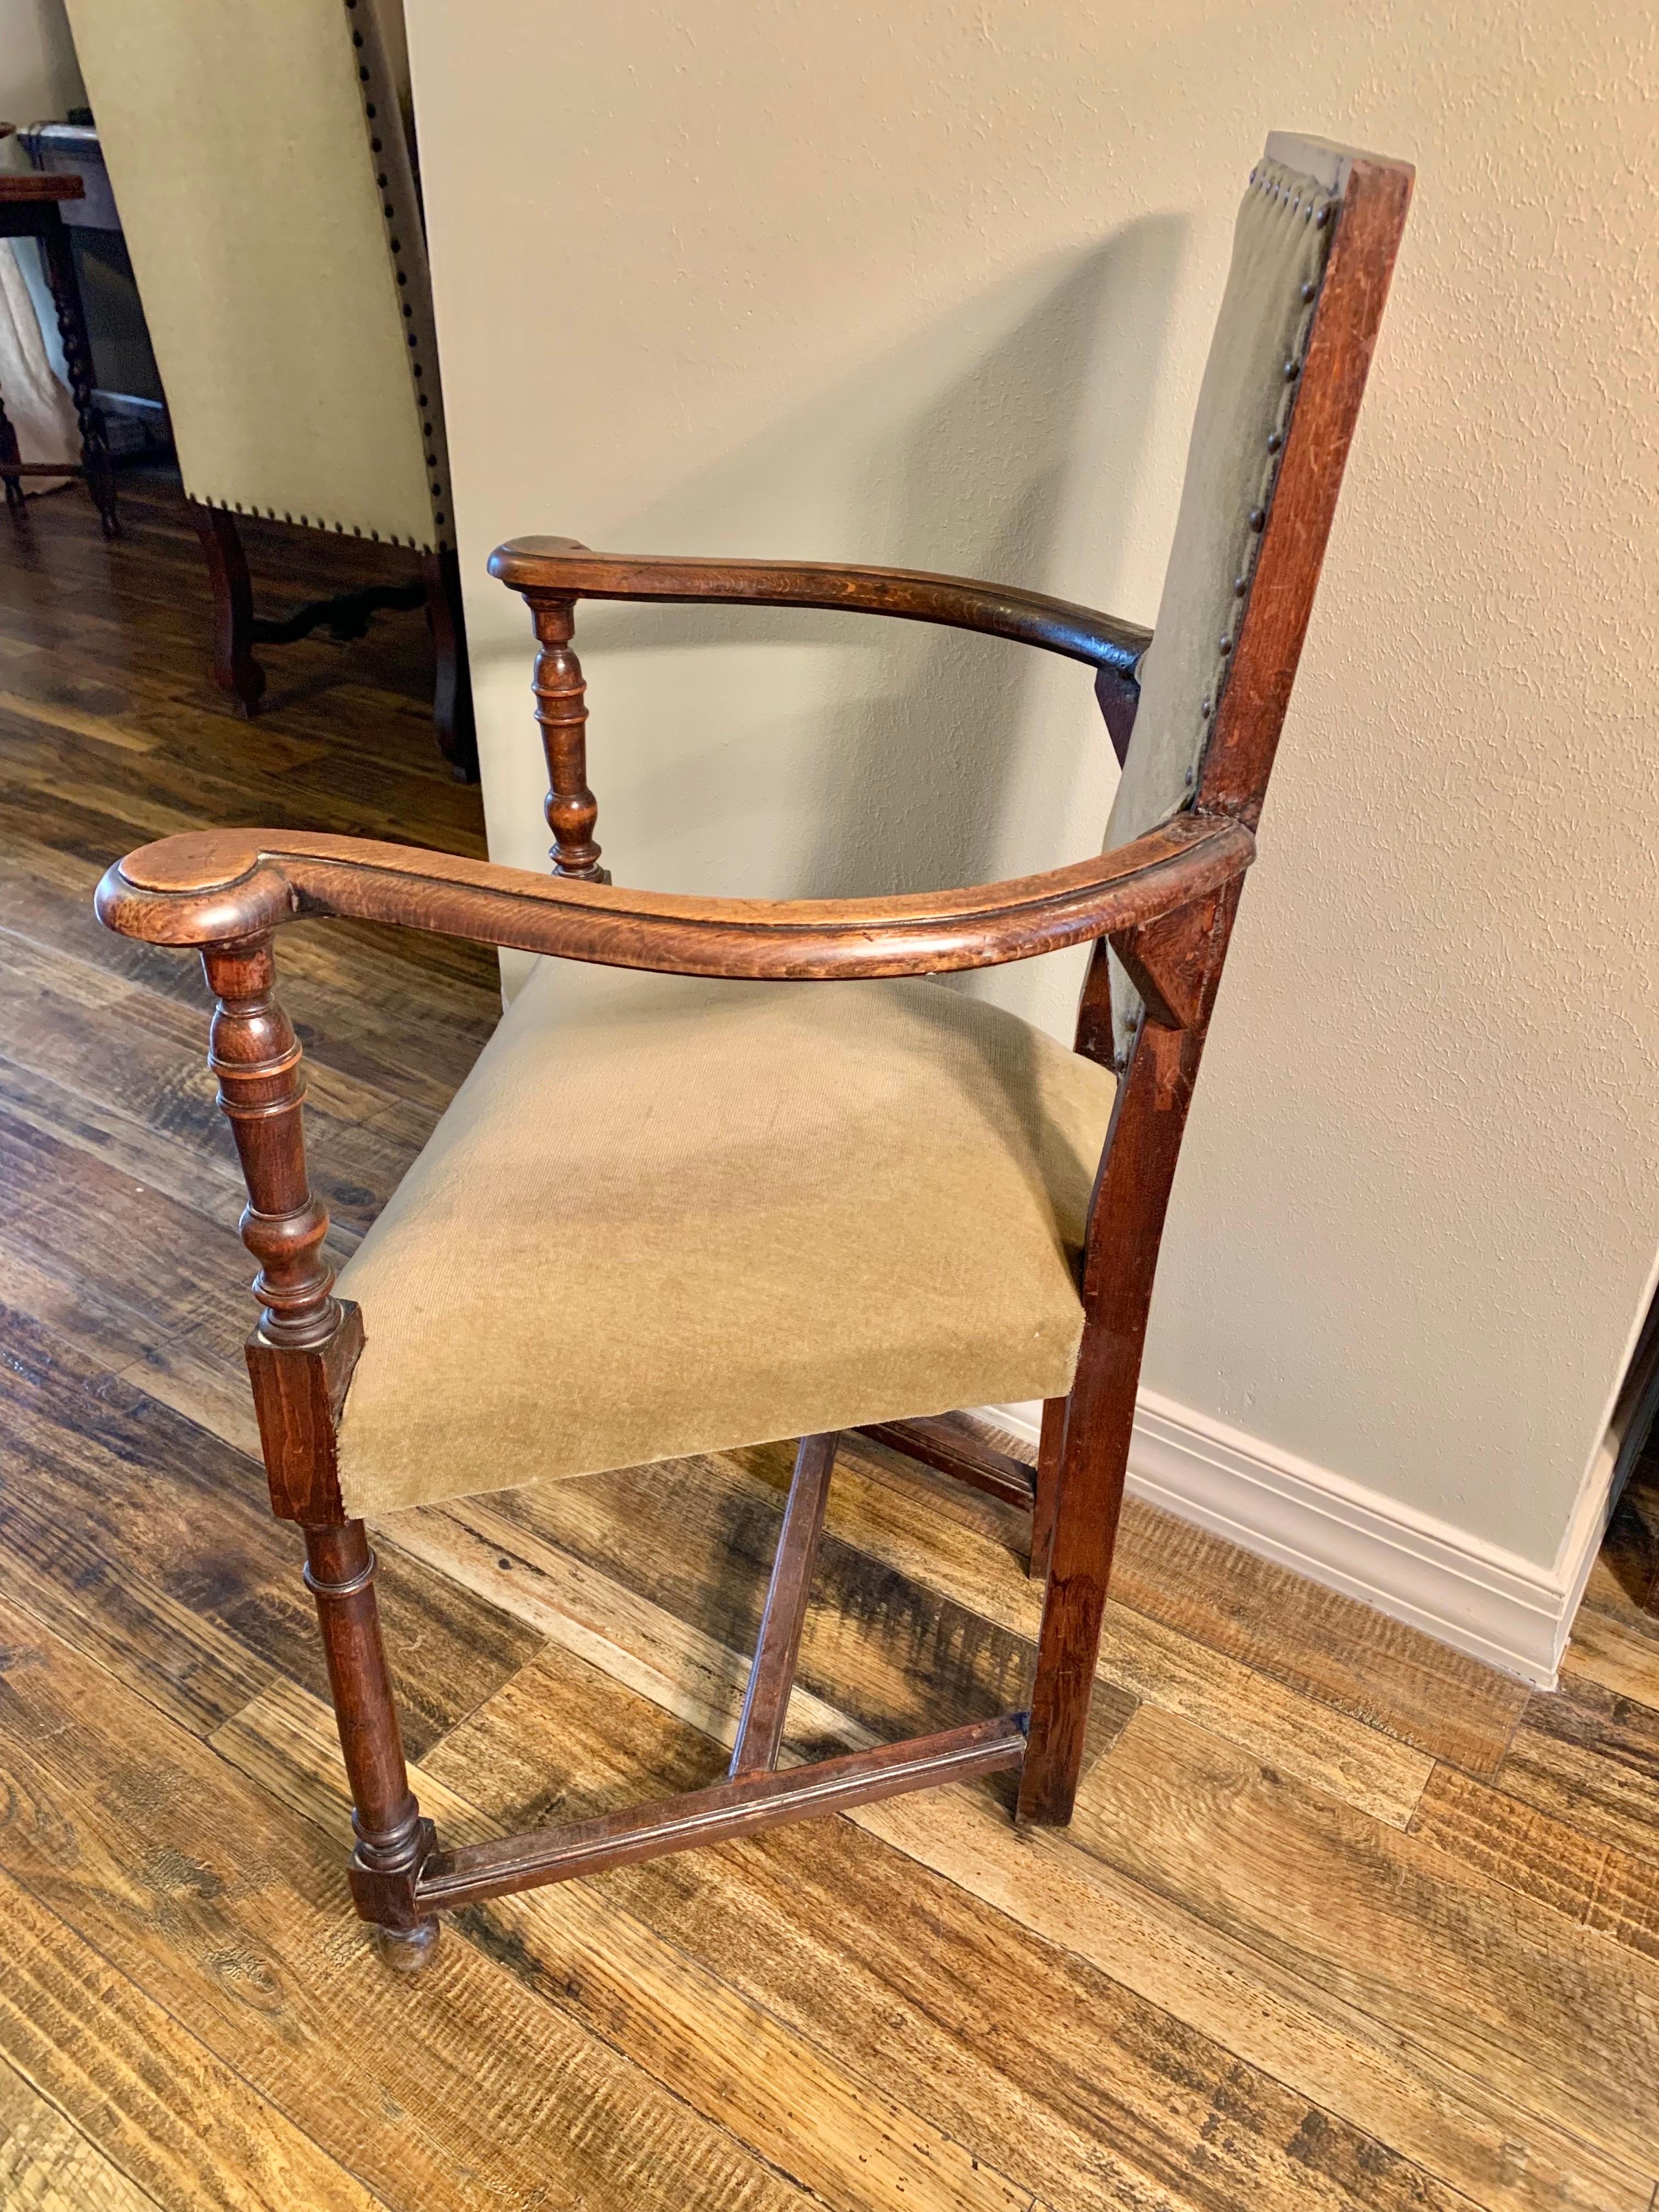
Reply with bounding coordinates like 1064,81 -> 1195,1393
986,1390 -> 1616,1688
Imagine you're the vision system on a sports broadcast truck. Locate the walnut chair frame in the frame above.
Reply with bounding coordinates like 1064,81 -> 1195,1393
94,138 -> 1412,1970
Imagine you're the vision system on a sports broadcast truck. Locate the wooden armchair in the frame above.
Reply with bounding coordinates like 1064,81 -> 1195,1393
95,136 -> 1412,1971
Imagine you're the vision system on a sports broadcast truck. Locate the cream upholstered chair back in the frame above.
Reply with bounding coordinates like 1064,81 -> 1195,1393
61,0 -> 449,556
1103,133 -> 1347,1057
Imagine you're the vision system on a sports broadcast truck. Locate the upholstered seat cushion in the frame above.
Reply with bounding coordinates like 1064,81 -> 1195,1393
334,960 -> 1115,1516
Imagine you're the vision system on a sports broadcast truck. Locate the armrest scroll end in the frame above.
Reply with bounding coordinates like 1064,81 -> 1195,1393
95,833 -> 298,949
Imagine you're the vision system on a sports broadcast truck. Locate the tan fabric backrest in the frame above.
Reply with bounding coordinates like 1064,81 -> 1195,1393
1102,153 -> 1339,1056
64,0 -> 451,550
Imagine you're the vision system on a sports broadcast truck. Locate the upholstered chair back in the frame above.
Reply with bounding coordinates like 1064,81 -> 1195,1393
1103,138 -> 1342,1056
63,0 -> 450,554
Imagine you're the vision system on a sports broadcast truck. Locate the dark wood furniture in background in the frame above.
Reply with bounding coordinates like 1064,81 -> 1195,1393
19,117 -> 171,453
95,137 -> 1413,1971
0,172 -> 119,539
188,500 -> 471,763
59,0 -> 478,778
16,108 -> 471,769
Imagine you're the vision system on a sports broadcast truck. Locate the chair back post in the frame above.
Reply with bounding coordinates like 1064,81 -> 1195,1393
1195,144 -> 1415,828
1021,139 -> 1413,1827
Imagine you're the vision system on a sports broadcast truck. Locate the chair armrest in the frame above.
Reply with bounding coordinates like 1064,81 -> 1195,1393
488,538 -> 1151,678
95,815 -> 1252,980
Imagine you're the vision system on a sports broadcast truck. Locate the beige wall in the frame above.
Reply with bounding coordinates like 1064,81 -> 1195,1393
406,0 -> 1659,1578
1,0 -> 83,120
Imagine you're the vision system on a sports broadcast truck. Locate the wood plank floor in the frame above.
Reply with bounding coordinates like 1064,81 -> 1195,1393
1,470 -> 1656,2212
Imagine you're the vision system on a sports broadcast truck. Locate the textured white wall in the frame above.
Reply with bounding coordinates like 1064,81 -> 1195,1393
406,0 -> 1659,1574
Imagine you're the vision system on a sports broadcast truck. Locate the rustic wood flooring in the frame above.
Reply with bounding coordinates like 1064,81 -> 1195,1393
1,471 -> 1656,2212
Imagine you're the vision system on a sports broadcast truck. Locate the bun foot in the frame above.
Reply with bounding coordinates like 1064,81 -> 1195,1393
374,1917 -> 439,1974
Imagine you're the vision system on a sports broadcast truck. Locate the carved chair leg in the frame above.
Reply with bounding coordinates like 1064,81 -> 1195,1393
0,389 -> 25,520
421,549 -> 478,782
1029,1397 -> 1065,1581
202,934 -> 436,1967
304,1521 -> 439,1971
189,500 -> 266,715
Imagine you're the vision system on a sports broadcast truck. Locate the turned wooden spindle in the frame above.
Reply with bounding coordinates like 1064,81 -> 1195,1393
203,936 -> 338,1348
304,1521 -> 438,1969
527,591 -> 608,881
202,937 -> 437,1966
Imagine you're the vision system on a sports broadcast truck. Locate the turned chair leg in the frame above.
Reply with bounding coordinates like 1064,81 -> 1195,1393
189,500 -> 266,715
0,390 -> 25,521
303,1521 -> 438,1970
421,548 -> 479,782
39,207 -> 119,540
202,935 -> 436,1968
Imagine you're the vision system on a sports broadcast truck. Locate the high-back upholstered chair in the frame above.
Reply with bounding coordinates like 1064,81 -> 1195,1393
63,0 -> 475,775
97,136 -> 1412,1970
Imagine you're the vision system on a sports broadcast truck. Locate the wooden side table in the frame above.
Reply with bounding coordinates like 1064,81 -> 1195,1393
0,174 -> 119,538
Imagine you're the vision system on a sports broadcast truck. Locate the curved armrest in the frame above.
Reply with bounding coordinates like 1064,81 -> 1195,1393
488,538 -> 1151,678
95,814 -> 1252,981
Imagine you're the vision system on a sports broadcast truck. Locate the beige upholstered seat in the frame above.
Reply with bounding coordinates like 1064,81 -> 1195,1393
336,960 -> 1116,1517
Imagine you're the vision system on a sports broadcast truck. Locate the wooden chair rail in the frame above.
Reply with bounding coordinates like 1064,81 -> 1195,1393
858,1417 -> 1037,1511
413,1713 -> 1028,1913
487,539 -> 1152,676
94,814 -> 1255,980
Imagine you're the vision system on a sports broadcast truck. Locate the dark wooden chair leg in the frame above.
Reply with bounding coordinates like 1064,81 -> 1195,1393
304,1520 -> 439,1971
0,389 -> 25,520
202,934 -> 437,1967
421,548 -> 479,782
1018,1017 -> 1205,1826
189,501 -> 267,715
1029,1397 -> 1065,1581
39,207 -> 119,540
730,1431 -> 839,1776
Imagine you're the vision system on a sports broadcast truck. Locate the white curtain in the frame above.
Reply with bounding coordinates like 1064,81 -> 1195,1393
0,240 -> 78,493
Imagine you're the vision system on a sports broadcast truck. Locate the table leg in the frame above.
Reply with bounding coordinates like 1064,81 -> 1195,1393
39,209 -> 119,539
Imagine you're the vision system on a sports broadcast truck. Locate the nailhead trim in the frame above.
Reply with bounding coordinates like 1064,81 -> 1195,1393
1192,158 -> 1339,766
192,494 -> 432,551
338,0 -> 452,554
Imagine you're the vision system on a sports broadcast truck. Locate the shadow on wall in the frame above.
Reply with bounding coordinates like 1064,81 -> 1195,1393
487,215 -> 1186,921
